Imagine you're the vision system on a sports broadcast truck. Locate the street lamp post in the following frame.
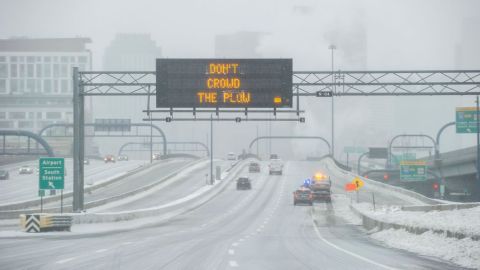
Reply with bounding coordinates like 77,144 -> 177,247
328,45 -> 336,158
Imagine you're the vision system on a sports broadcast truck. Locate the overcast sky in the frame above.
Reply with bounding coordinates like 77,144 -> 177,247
1,0 -> 479,160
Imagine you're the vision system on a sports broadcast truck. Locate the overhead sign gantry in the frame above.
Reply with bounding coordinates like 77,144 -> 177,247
156,59 -> 293,108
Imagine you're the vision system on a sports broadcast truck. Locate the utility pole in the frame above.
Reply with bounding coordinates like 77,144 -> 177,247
329,45 -> 336,158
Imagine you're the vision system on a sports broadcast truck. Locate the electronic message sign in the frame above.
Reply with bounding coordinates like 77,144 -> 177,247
156,59 -> 292,108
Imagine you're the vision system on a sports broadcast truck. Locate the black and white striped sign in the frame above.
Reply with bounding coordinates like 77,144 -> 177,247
25,215 -> 40,233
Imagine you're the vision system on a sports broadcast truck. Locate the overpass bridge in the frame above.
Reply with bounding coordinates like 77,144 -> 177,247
364,145 -> 478,202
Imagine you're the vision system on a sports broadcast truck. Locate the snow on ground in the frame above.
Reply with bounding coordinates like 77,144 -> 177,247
330,194 -> 362,225
355,203 -> 480,237
332,193 -> 480,269
371,228 -> 480,269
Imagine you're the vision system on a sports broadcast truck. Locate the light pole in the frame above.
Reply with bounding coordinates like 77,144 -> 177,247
476,96 -> 480,200
328,44 -> 336,158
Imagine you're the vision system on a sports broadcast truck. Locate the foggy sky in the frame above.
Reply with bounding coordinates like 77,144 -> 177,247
1,0 -> 479,160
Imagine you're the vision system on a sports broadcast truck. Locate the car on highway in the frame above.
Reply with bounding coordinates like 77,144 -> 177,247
152,153 -> 162,160
268,159 -> 283,175
117,155 -> 129,161
236,177 -> 252,190
84,158 -> 90,165
248,162 -> 260,173
104,155 -> 116,163
293,188 -> 313,206
227,152 -> 236,161
0,170 -> 9,180
18,165 -> 34,174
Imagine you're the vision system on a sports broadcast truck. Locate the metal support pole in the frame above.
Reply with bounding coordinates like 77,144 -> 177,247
210,114 -> 214,185
148,86 -> 153,163
329,45 -> 336,159
357,152 -> 368,176
476,96 -> 480,200
79,85 -> 85,209
256,126 -> 259,157
72,67 -> 84,212
372,192 -> 376,211
60,190 -> 63,214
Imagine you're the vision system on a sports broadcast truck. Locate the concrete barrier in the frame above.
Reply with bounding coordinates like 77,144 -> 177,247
350,204 -> 480,241
401,202 -> 480,212
69,159 -> 250,224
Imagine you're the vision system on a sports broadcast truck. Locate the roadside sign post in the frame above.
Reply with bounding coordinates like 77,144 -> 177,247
39,157 -> 65,213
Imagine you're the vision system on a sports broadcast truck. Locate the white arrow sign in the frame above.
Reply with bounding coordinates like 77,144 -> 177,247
48,181 -> 55,189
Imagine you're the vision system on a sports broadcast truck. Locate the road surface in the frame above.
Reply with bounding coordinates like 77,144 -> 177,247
0,161 -> 467,270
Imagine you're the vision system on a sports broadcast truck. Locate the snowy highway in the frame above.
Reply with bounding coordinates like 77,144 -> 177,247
0,160 -> 469,270
0,158 -> 146,205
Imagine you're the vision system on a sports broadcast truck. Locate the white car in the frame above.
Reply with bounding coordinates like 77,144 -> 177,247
18,166 -> 34,174
268,159 -> 283,175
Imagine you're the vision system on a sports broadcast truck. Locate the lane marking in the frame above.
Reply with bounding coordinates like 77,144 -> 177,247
229,260 -> 239,267
310,216 -> 397,270
56,257 -> 76,264
121,241 -> 133,245
232,242 -> 239,247
95,249 -> 108,253
228,249 -> 235,255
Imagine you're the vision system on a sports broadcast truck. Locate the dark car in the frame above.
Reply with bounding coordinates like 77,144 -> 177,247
0,170 -> 9,180
293,188 -> 313,206
117,155 -> 129,161
248,162 -> 260,173
236,177 -> 252,190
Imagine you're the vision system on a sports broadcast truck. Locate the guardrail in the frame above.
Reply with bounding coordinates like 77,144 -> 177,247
1,159 -> 205,219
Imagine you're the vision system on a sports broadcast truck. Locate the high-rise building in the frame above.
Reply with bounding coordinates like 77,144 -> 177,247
103,33 -> 162,71
94,34 -> 162,157
0,37 -> 91,130
0,37 -> 93,155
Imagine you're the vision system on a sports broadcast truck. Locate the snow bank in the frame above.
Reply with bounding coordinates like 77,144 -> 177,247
354,203 -> 480,239
371,228 -> 480,269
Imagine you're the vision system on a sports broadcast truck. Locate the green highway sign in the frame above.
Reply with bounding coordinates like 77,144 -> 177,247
456,107 -> 478,133
39,157 -> 65,190
400,160 -> 427,181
